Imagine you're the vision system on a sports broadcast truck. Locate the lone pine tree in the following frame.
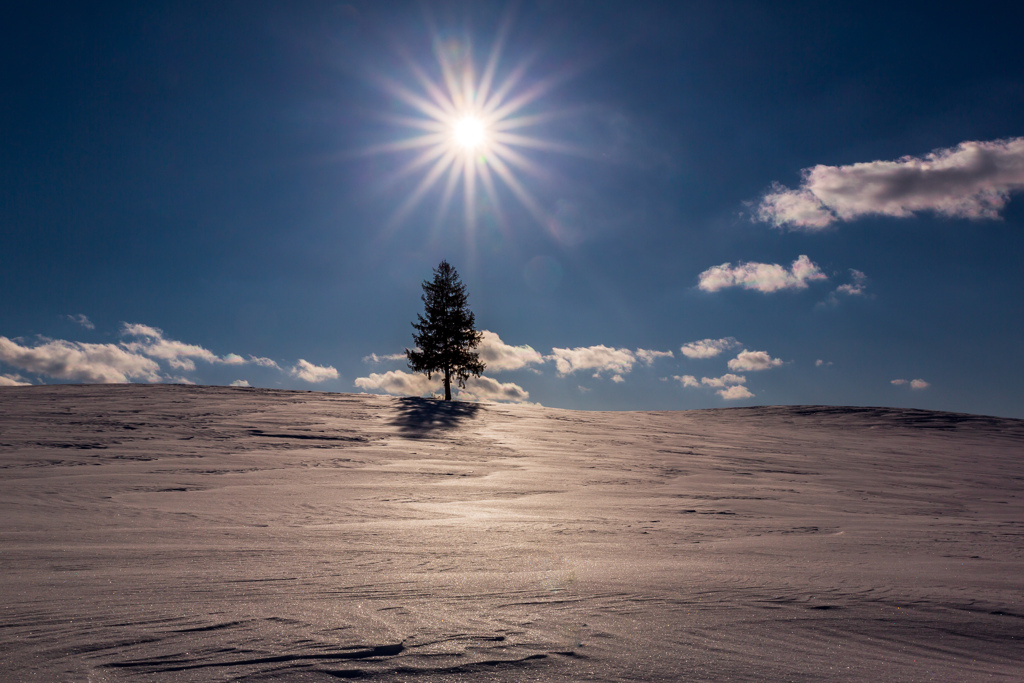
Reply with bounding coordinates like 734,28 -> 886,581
407,260 -> 485,401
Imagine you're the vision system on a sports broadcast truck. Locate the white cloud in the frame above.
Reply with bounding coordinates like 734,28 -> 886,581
892,378 -> 930,390
167,376 -> 196,385
119,324 -> 270,372
120,323 -> 221,371
0,373 -> 32,386
457,376 -> 531,403
718,384 -> 754,400
477,330 -> 545,372
698,255 -> 827,293
291,359 -> 338,383
0,336 -> 161,383
815,359 -> 833,367
67,314 -> 95,330
836,269 -> 868,296
680,337 -> 740,359
549,345 -> 636,377
673,372 -> 753,399
362,352 -> 407,364
635,348 -> 674,365
822,269 -> 870,307
728,349 -> 783,372
700,373 -> 747,388
120,323 -> 162,338
756,187 -> 835,230
757,137 -> 1024,230
230,379 -> 250,387
611,374 -> 625,383
355,370 -> 439,396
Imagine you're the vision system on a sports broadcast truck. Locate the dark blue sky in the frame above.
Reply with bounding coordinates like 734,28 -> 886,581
3,1 -> 1023,417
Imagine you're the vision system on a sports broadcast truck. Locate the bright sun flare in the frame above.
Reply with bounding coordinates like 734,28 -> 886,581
453,116 -> 486,150
367,24 -> 579,234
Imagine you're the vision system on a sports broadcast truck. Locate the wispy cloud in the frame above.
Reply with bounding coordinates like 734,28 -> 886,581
0,373 -> 32,386
291,359 -> 339,383
821,269 -> 870,307
362,352 -> 407,364
67,314 -> 95,330
548,345 -> 636,378
836,269 -> 868,296
635,348 -> 674,365
698,255 -> 827,293
0,336 -> 161,383
680,337 -> 740,359
727,349 -> 783,372
700,373 -> 747,388
892,378 -> 930,390
756,137 -> 1024,230
120,324 -> 224,371
477,331 -> 545,372
815,359 -> 833,367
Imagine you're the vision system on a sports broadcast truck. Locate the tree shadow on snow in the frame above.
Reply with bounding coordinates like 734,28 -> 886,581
390,397 -> 483,437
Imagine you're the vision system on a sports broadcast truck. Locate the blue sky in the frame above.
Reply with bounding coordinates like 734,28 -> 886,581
3,1 -> 1023,417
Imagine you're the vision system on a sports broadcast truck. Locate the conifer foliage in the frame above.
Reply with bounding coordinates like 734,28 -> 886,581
407,260 -> 485,401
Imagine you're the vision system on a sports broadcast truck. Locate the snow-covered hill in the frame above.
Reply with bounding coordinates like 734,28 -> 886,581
2,385 -> 1022,680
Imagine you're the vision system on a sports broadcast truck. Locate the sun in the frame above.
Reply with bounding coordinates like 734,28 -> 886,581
452,115 -> 487,151
365,22 -> 580,236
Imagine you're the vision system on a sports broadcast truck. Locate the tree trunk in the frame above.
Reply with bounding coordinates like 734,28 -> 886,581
443,368 -> 452,401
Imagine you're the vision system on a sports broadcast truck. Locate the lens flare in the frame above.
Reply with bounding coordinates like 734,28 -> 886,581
364,18 -> 583,241
453,116 -> 486,150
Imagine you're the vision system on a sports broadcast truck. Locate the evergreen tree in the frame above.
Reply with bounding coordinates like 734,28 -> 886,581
407,260 -> 485,401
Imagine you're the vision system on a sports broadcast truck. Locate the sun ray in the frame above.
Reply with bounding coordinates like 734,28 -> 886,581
475,16 -> 510,113
386,149 -> 457,230
463,153 -> 477,231
476,154 -> 508,233
492,131 -> 584,155
377,75 -> 452,123
380,140 -> 451,188
359,133 -> 447,158
486,152 -> 549,226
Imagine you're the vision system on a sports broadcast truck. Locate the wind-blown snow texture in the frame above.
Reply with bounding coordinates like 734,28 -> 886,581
1,385 -> 1022,681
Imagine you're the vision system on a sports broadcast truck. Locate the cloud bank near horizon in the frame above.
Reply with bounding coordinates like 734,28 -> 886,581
0,323 -> 333,386
353,369 -> 530,403
756,137 -> 1024,230
4,321 -> 795,405
0,335 -> 162,384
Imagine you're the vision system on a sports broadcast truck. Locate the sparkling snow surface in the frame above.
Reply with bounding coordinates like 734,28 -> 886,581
1,385 -> 1022,681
